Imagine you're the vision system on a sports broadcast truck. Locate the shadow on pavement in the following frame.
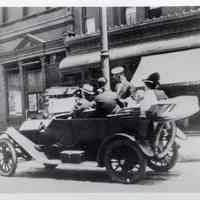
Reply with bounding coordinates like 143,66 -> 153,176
14,166 -> 181,185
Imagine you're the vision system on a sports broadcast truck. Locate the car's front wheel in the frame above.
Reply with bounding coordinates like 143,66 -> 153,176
148,143 -> 178,172
0,139 -> 17,176
104,139 -> 146,184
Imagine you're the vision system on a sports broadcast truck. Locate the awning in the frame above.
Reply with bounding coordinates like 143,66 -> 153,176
59,46 -> 144,71
59,52 -> 101,72
131,48 -> 200,87
60,33 -> 200,72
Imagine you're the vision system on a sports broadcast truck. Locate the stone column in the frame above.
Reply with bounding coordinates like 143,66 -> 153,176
40,56 -> 47,91
0,65 -> 8,129
18,61 -> 26,118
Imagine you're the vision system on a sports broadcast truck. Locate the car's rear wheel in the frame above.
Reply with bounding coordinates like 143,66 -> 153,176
104,139 -> 146,184
0,139 -> 17,176
148,143 -> 178,172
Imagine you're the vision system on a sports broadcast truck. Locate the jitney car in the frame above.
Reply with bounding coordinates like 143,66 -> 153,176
0,86 -> 199,184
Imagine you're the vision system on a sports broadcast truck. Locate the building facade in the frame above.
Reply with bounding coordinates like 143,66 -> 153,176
0,7 -> 200,131
0,7 -> 74,128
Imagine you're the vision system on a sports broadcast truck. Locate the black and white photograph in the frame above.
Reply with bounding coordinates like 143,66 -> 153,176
1,2 -> 200,198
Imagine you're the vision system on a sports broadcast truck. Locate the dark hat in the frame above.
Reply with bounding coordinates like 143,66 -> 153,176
143,72 -> 160,88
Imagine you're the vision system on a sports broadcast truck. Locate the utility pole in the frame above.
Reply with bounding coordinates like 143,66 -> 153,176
100,7 -> 110,89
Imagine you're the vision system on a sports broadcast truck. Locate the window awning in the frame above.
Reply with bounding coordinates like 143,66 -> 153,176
59,45 -> 144,72
131,48 -> 200,87
59,51 -> 101,72
60,33 -> 200,73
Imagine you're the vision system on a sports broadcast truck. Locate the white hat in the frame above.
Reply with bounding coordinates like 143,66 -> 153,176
81,84 -> 95,95
111,66 -> 124,75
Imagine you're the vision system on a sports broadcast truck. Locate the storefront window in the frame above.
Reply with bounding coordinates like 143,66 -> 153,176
26,68 -> 44,112
7,71 -> 23,116
8,90 -> 22,116
28,93 -> 44,112
62,73 -> 82,86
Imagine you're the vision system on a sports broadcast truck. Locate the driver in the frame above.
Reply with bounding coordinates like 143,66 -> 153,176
37,84 -> 96,154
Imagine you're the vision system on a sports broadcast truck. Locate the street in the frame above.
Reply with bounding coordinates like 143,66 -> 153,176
0,160 -> 199,193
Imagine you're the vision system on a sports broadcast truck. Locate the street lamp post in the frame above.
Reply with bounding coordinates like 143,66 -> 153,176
100,7 -> 110,90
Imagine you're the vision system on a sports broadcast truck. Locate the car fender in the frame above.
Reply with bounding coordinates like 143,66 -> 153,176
97,133 -> 151,167
0,132 -> 9,140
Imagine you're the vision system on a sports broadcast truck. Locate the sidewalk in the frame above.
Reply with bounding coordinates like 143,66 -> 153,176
178,133 -> 200,162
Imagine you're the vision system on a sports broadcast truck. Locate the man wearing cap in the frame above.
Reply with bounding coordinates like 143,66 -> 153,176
111,66 -> 132,99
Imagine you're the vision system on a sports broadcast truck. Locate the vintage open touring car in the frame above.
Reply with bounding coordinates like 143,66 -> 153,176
0,86 -> 198,184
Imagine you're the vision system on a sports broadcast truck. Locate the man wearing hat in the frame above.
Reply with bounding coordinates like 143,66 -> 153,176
36,83 -> 96,153
111,66 -> 132,99
74,83 -> 96,111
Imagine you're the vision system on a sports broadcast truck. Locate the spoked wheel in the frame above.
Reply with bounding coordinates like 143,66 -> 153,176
0,139 -> 17,176
154,121 -> 176,159
148,143 -> 178,172
104,139 -> 146,184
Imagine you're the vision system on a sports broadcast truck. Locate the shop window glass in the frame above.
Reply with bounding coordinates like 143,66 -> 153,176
28,93 -> 44,112
62,73 -> 82,86
26,69 -> 43,92
7,72 -> 23,116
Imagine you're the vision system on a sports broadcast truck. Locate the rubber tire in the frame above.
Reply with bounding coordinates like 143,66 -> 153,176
104,139 -> 146,184
44,164 -> 57,170
154,121 -> 176,158
0,139 -> 17,176
148,143 -> 178,172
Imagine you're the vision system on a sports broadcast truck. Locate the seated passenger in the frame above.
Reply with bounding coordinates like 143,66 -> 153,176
94,77 -> 122,117
124,85 -> 145,108
140,72 -> 168,115
139,72 -> 168,150
111,66 -> 132,99
74,83 -> 96,112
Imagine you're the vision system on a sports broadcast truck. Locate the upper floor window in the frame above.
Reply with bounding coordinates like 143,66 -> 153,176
85,17 -> 96,34
2,8 -> 8,23
22,7 -> 29,17
82,7 -> 100,34
125,7 -> 137,25
147,7 -> 162,19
